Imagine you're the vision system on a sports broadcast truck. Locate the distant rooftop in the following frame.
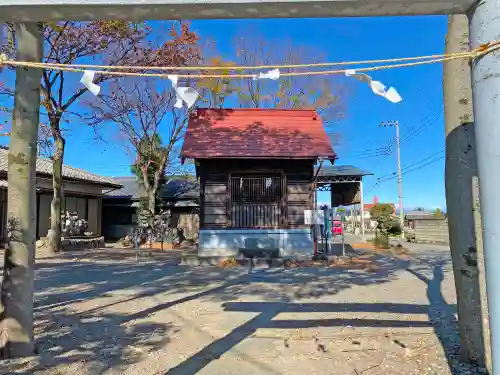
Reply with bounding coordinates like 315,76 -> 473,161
106,176 -> 199,200
405,211 -> 442,220
316,165 -> 373,177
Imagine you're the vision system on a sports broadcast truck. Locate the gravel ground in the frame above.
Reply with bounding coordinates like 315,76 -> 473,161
0,243 -> 488,375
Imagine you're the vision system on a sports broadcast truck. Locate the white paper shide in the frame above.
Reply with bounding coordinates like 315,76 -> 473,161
167,75 -> 199,109
80,70 -> 101,96
252,68 -> 281,81
345,69 -> 402,103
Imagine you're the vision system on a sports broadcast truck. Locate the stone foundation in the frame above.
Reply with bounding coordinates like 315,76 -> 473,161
62,236 -> 105,250
198,228 -> 313,258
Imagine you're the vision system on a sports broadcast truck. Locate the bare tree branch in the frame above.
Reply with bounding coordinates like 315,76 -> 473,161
205,34 -> 347,129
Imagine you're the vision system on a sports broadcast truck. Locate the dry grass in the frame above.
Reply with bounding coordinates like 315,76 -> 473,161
283,256 -> 379,271
218,258 -> 240,268
139,242 -> 174,250
351,242 -> 411,260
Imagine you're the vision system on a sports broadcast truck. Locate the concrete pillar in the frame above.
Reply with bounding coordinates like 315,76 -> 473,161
469,2 -> 500,373
445,14 -> 488,368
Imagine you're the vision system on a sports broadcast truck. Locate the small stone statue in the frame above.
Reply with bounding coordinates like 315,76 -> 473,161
61,211 -> 89,237
152,209 -> 172,243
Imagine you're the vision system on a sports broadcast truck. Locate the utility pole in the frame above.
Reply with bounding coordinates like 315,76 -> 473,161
444,14 -> 490,369
360,183 -> 365,242
380,120 -> 404,231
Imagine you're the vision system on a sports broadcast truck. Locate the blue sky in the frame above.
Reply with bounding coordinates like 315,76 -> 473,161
0,15 -> 448,210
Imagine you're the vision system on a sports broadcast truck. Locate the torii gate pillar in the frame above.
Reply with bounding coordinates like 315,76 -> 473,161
469,1 -> 500,372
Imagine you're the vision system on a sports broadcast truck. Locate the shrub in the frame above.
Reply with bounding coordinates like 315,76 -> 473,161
369,204 -> 402,247
374,232 -> 390,248
385,217 -> 402,236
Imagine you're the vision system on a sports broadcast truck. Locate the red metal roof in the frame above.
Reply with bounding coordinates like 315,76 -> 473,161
181,108 -> 336,160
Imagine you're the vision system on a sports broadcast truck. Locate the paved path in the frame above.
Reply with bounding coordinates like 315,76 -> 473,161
0,244 -> 486,375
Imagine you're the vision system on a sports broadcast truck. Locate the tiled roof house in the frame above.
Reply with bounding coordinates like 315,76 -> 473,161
0,146 -> 121,240
101,176 -> 200,239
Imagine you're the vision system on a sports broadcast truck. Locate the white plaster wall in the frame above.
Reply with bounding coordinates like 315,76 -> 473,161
199,228 -> 313,258
37,194 -> 52,237
87,198 -> 100,235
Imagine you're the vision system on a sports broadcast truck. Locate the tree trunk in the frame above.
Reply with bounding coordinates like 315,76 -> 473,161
0,22 -> 43,358
47,134 -> 65,254
148,191 -> 156,218
444,14 -> 489,367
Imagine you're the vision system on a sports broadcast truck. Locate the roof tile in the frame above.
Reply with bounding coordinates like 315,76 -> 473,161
0,147 -> 120,187
181,108 -> 336,160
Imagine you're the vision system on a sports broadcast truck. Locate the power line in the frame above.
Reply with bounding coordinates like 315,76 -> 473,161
355,106 -> 443,161
365,181 -> 381,195
376,149 -> 444,180
349,75 -> 431,149
365,150 -> 444,194
366,157 -> 443,194
399,106 -> 444,145
374,155 -> 444,189
399,154 -> 444,175
352,102 -> 443,161
401,149 -> 444,171
371,75 -> 454,154
372,85 -> 443,151
345,68 -> 440,158
353,147 -> 392,160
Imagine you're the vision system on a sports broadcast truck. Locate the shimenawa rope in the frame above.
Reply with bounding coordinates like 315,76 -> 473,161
0,41 -> 499,79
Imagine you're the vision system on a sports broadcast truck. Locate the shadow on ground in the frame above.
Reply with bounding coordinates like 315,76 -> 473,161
163,249 -> 481,375
406,261 -> 487,375
0,246 -> 473,375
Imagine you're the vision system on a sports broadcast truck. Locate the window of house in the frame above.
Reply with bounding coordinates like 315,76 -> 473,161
229,174 -> 284,228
